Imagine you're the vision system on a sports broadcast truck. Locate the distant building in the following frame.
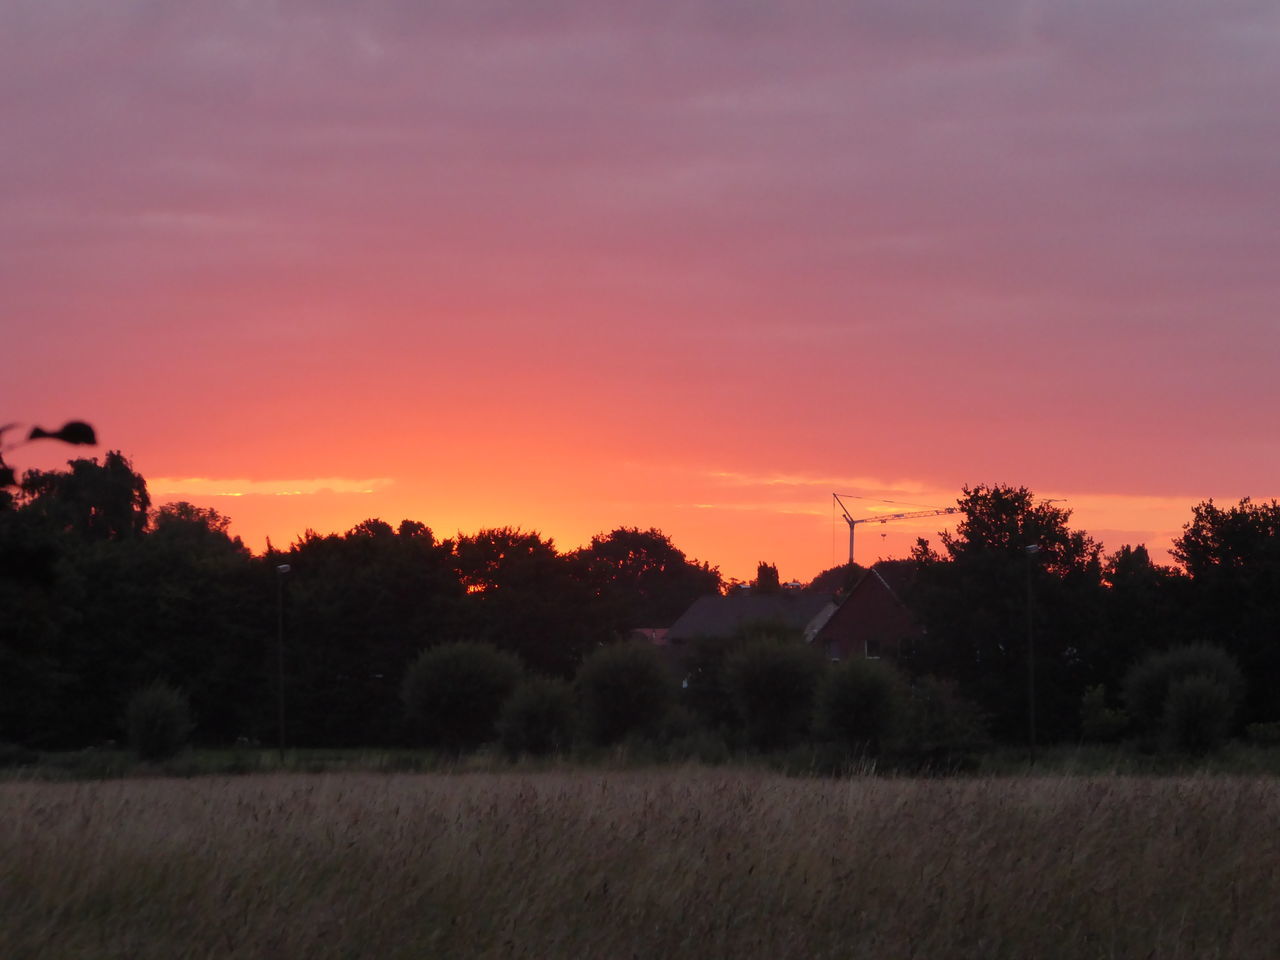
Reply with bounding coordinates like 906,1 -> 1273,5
667,591 -> 837,646
811,559 -> 923,661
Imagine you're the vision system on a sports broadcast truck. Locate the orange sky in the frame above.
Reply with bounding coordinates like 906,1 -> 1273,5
6,3 -> 1278,582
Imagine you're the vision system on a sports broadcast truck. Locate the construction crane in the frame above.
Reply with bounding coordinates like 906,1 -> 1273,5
833,494 -> 960,567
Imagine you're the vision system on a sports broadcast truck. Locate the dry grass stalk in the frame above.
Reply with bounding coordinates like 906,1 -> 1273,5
1,769 -> 1277,959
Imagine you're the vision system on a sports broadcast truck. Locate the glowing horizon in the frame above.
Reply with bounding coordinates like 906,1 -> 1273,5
6,2 -> 1277,583
133,458 -> 1256,581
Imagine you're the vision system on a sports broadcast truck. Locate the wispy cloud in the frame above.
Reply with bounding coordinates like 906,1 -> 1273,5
707,469 -> 934,496
149,477 -> 393,498
689,501 -> 828,517
697,468 -> 1245,554
4,0 -> 1277,580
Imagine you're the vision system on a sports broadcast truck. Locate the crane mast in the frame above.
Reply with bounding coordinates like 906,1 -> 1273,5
833,494 -> 959,566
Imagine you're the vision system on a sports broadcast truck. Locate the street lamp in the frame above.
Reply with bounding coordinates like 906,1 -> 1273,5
1024,545 -> 1041,766
275,563 -> 291,763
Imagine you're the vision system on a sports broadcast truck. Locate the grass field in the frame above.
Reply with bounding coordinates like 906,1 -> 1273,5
2,769 -> 1277,959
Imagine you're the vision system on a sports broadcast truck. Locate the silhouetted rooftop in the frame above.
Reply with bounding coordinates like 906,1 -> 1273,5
667,592 -> 835,642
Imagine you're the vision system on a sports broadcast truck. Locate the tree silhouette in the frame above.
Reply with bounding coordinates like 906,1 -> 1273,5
280,519 -> 463,745
910,485 -> 1105,741
21,451 -> 149,540
806,561 -> 865,596
573,526 -> 721,629
1172,498 -> 1280,723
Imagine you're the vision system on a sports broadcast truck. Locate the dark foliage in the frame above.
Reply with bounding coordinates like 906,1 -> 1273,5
910,485 -> 1105,741
3,451 -> 1278,759
1172,498 -> 1280,724
575,642 -> 673,746
1096,545 -> 1191,685
0,741 -> 39,768
572,527 -> 721,630
281,519 -> 462,746
1123,644 -> 1244,737
1078,684 -> 1128,742
401,642 -> 523,753
27,421 -> 96,445
725,640 -> 826,750
806,561 -> 865,597
454,527 -> 609,676
21,450 -> 150,541
899,676 -> 990,765
1164,675 -> 1234,754
752,562 -> 781,594
125,681 -> 193,761
681,634 -> 748,731
814,658 -> 906,755
496,677 -> 576,757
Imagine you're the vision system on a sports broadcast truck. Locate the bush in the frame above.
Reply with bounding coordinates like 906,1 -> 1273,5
1164,675 -> 1235,754
0,741 -> 38,769
1246,721 -> 1280,745
401,642 -> 524,753
1124,645 -> 1245,736
813,658 -> 906,755
899,676 -> 989,767
125,682 -> 194,761
681,635 -> 746,731
1079,684 -> 1129,742
575,642 -> 673,746
645,703 -> 695,744
663,728 -> 732,765
496,677 -> 576,758
725,641 -> 826,750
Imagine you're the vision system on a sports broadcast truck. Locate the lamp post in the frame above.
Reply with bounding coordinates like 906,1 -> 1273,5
1024,544 -> 1041,766
275,563 -> 291,763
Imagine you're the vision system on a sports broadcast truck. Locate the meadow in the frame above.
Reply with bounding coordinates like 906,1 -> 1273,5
2,769 -> 1277,959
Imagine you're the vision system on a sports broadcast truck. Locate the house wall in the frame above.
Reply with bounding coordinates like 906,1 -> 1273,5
815,579 -> 920,661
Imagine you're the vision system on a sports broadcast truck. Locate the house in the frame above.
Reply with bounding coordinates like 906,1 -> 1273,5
811,559 -> 923,661
666,591 -> 837,646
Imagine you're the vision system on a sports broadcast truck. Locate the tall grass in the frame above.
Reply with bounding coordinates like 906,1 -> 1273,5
1,770 -> 1277,958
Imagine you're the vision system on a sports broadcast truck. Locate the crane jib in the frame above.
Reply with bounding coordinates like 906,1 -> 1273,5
831,494 -> 959,566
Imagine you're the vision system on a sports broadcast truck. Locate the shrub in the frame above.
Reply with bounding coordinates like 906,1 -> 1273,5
1079,684 -> 1129,742
813,658 -> 906,755
575,642 -> 673,746
125,682 -> 194,761
496,677 -> 576,758
1123,645 -> 1245,736
1246,721 -> 1280,745
401,642 -> 524,753
663,728 -> 732,765
725,641 -> 826,751
681,635 -> 748,730
0,741 -> 38,769
1164,675 -> 1235,754
899,676 -> 989,767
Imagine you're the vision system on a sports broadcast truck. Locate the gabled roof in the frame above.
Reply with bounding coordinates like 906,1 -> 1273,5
859,558 -> 919,606
667,592 -> 835,642
813,559 -> 923,658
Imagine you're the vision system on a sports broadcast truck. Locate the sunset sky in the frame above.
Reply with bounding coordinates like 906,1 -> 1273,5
5,1 -> 1277,582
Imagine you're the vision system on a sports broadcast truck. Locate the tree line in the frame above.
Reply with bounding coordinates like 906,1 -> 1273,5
2,448 -> 1278,761
0,450 -> 719,749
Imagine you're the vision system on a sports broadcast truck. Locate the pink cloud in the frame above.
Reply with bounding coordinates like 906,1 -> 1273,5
4,0 -> 1276,580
